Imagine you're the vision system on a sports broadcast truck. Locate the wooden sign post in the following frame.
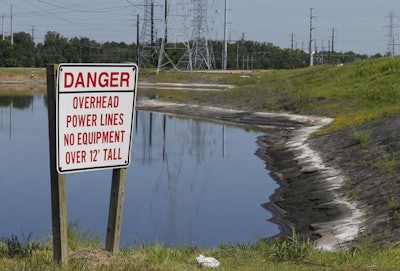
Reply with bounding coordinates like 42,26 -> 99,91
47,65 -> 68,264
105,168 -> 127,253
47,63 -> 138,264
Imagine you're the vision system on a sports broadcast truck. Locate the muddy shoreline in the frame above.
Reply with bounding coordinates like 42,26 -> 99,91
136,100 -> 364,249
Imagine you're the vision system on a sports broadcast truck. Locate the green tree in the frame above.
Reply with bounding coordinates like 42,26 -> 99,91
39,31 -> 70,64
0,39 -> 14,66
13,32 -> 36,67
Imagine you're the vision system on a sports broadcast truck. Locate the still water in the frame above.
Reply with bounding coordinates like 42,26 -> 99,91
0,94 -> 279,247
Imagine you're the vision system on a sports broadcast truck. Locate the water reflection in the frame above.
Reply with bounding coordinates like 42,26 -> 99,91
127,111 -> 279,247
0,94 -> 279,247
0,95 -> 45,140
0,103 -> 12,139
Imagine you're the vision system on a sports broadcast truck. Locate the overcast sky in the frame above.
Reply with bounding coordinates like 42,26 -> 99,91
1,0 -> 399,55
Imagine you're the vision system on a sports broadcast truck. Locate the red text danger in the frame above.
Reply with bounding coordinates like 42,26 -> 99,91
63,71 -> 130,89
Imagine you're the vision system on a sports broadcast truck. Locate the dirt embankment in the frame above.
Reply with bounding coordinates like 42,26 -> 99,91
137,94 -> 400,249
249,114 -> 400,248
308,118 -> 400,245
0,68 -> 46,93
136,100 -> 366,250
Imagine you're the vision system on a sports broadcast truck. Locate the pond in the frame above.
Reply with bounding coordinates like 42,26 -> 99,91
0,94 -> 279,247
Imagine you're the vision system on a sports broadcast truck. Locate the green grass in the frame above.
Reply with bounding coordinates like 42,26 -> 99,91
352,128 -> 371,148
377,152 -> 400,173
0,67 -> 46,81
146,57 -> 400,132
2,230 -> 400,270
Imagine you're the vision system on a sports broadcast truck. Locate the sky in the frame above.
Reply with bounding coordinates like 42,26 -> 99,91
1,0 -> 400,56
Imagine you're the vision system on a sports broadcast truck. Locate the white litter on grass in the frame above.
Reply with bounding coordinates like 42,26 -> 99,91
196,254 -> 220,268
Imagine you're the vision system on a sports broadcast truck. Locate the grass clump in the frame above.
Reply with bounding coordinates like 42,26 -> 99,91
0,233 -> 42,259
377,152 -> 400,173
270,229 -> 313,263
67,220 -> 102,250
352,128 -> 371,148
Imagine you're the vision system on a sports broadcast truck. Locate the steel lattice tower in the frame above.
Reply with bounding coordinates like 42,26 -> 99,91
384,11 -> 399,56
157,0 -> 193,72
139,0 -> 158,67
157,0 -> 187,72
190,0 -> 214,70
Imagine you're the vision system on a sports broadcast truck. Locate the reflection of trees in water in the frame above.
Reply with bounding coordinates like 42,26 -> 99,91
0,95 -> 34,109
0,95 -> 46,141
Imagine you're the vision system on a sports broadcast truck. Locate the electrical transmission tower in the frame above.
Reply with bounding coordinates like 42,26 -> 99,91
157,0 -> 192,73
384,11 -> 399,56
189,0 -> 214,70
159,0 -> 214,72
157,0 -> 174,72
139,0 -> 158,67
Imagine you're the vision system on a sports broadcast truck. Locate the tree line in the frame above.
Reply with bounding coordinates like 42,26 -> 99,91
0,31 -> 378,69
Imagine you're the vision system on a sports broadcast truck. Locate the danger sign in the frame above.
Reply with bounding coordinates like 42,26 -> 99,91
56,63 -> 138,173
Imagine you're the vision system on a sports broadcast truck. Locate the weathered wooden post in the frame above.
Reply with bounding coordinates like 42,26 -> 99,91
47,64 -> 69,264
105,168 -> 127,253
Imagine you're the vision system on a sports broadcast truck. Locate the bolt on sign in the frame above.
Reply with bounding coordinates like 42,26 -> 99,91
56,64 -> 138,173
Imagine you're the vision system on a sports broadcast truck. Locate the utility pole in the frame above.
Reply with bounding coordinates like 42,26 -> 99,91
151,0 -> 155,45
309,8 -> 315,66
321,40 -> 325,64
31,25 -> 35,43
331,27 -> 335,53
136,14 -> 140,64
236,41 -> 239,69
164,0 -> 168,44
222,0 -> 228,70
291,32 -> 294,51
10,5 -> 13,45
2,14 -> 4,41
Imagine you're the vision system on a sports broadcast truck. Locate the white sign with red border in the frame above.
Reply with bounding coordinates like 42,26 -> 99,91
56,63 -> 138,174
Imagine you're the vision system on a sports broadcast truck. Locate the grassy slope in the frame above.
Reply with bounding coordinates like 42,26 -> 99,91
149,57 -> 400,133
2,58 -> 400,269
